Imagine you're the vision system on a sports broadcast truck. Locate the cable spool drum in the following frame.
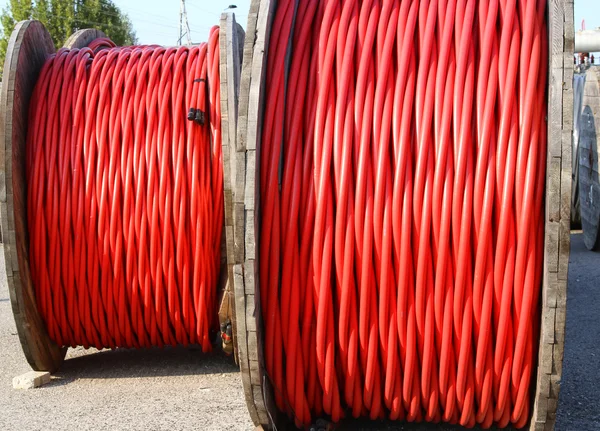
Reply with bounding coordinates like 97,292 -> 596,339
572,73 -> 585,228
232,0 -> 572,430
579,67 -> 600,251
0,14 -> 244,373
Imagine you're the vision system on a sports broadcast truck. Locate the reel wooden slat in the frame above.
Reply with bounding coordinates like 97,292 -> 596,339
232,1 -> 574,430
219,13 -> 245,361
231,0 -> 274,424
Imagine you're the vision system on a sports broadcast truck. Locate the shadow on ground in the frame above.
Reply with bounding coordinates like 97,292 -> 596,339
49,346 -> 238,386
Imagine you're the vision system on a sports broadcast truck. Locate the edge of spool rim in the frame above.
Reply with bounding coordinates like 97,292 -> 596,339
219,11 -> 246,362
63,28 -> 107,50
0,20 -> 65,372
233,0 -> 279,427
530,1 -> 573,430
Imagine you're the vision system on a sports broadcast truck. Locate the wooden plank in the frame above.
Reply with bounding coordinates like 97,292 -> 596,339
550,374 -> 561,399
544,419 -> 557,431
555,306 -> 567,344
244,260 -> 256,295
546,157 -> 562,222
535,398 -> 549,426
221,13 -> 244,202
532,1 -> 572,430
539,340 -> 554,375
249,359 -> 261,385
245,149 -> 256,210
561,130 -> 573,222
245,211 -> 256,261
247,329 -> 259,362
545,221 -> 560,273
245,5 -> 271,153
245,294 -> 256,332
253,384 -> 270,425
562,0 -> 575,51
234,0 -> 276,427
558,219 -> 571,279
549,67 -> 564,158
0,20 -> 66,372
234,201 -> 246,263
233,263 -> 260,425
544,271 -> 558,309
218,12 -> 245,361
236,10 -> 259,153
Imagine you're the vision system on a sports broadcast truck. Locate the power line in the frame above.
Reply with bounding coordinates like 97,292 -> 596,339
185,1 -> 221,17
71,1 -> 223,44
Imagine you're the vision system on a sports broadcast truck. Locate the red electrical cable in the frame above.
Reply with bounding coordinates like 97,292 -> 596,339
26,27 -> 223,351
259,0 -> 547,428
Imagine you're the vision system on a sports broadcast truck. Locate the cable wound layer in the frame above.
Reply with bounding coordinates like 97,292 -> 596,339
26,28 -> 223,351
259,0 -> 547,428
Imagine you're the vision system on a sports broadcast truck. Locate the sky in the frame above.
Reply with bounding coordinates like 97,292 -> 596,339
0,0 -> 250,46
0,0 -> 596,47
574,0 -> 600,33
573,0 -> 600,57
116,0 -> 251,46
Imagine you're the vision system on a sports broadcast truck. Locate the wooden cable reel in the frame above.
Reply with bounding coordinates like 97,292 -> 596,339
231,0 -> 573,430
0,14 -> 244,372
579,67 -> 600,251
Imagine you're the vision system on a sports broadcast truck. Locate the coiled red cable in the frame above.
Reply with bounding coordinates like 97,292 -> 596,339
26,27 -> 223,351
259,0 -> 547,428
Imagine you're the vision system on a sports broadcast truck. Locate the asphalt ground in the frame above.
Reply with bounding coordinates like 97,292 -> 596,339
0,245 -> 253,430
0,233 -> 598,430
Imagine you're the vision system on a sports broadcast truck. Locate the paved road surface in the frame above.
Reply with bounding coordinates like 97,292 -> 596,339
339,233 -> 600,431
0,246 -> 254,430
0,233 -> 598,430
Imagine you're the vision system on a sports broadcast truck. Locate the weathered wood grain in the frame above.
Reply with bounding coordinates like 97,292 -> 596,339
219,11 -> 245,362
531,1 -> 573,430
233,0 -> 277,427
63,28 -> 106,49
0,20 -> 66,372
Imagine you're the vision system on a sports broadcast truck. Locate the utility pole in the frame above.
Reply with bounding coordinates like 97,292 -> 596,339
178,0 -> 193,45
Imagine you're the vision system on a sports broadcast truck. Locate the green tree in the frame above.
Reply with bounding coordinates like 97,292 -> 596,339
0,0 -> 137,79
0,1 -> 33,76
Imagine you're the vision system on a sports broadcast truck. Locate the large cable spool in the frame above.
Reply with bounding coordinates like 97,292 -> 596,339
0,13 -> 244,372
579,67 -> 600,251
233,0 -> 572,430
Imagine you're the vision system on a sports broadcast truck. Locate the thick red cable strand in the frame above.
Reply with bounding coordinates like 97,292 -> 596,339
26,28 -> 223,351
259,0 -> 548,428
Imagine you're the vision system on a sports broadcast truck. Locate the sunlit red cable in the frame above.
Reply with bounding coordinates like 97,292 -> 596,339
259,0 -> 548,428
27,28 -> 223,351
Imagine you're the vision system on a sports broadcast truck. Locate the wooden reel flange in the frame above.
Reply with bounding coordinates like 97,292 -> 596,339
1,14 -> 245,373
1,20 -> 68,373
579,68 -> 600,251
0,24 -> 110,372
231,1 -> 573,430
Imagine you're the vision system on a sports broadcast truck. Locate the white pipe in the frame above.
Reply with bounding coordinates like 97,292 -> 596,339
575,30 -> 600,53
